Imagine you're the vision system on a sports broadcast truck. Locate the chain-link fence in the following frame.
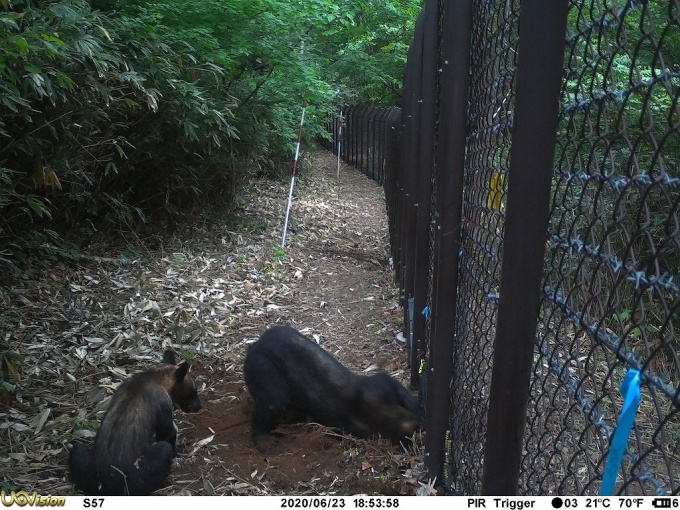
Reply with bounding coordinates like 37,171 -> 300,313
325,0 -> 680,497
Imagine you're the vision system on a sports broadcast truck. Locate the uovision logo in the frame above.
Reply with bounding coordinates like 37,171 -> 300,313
0,492 -> 66,507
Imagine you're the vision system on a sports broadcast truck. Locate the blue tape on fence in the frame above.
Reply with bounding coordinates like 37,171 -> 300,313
600,368 -> 642,496
422,306 -> 430,320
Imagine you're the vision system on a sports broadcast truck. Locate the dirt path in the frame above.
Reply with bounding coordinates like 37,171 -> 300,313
0,148 -> 427,496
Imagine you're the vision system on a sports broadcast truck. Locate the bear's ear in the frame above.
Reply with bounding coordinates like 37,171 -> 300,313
173,361 -> 190,382
162,350 -> 177,365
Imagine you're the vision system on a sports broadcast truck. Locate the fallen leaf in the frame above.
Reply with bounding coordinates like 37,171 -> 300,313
30,409 -> 50,435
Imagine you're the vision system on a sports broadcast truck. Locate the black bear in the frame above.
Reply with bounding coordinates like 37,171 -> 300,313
68,351 -> 201,495
244,325 -> 422,450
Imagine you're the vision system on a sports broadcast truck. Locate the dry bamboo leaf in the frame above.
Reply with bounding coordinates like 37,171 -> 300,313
30,408 -> 50,435
203,478 -> 215,495
188,434 -> 215,456
73,428 -> 97,439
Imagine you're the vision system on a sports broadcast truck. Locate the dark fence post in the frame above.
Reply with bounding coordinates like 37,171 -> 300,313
362,106 -> 370,175
340,106 -> 348,162
390,107 -> 407,288
345,105 -> 354,165
424,0 -> 473,482
410,0 -> 438,390
351,105 -> 360,167
374,108 -> 383,182
481,0 -> 569,495
362,104 -> 371,172
401,8 -> 425,382
358,105 -> 366,171
369,107 -> 380,180
363,106 -> 372,176
384,108 -> 402,273
377,108 -> 391,184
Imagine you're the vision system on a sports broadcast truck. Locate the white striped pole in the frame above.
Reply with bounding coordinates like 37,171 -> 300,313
281,95 -> 307,247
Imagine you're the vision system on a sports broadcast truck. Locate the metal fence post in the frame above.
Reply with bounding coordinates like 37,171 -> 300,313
358,105 -> 366,171
481,0 -> 569,495
345,105 -> 354,166
377,108 -> 391,184
384,108 -> 402,275
369,107 -> 380,180
411,0 -> 439,390
425,0 -> 473,482
400,9 -> 426,379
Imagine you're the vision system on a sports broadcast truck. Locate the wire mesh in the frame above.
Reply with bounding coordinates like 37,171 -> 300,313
522,0 -> 680,496
443,0 -> 519,495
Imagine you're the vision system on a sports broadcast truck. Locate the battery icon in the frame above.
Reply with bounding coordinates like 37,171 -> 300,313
652,499 -> 672,508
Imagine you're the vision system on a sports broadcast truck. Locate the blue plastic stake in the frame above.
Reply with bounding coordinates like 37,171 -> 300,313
600,368 -> 642,496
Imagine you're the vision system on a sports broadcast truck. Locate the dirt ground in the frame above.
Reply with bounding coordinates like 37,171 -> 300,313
175,361 -> 422,496
0,148 -> 429,496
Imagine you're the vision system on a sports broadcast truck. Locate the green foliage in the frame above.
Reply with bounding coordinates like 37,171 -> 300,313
1,483 -> 19,493
180,349 -> 197,361
271,246 -> 286,262
73,418 -> 98,431
225,212 -> 267,234
0,0 -> 421,269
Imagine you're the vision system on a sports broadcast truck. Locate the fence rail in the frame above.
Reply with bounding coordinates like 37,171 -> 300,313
324,0 -> 680,497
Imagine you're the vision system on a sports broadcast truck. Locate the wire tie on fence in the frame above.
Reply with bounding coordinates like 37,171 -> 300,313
599,368 -> 642,496
422,306 -> 430,320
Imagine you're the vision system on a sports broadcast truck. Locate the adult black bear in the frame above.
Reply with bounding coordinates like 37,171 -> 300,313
68,351 -> 201,495
244,325 -> 422,450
